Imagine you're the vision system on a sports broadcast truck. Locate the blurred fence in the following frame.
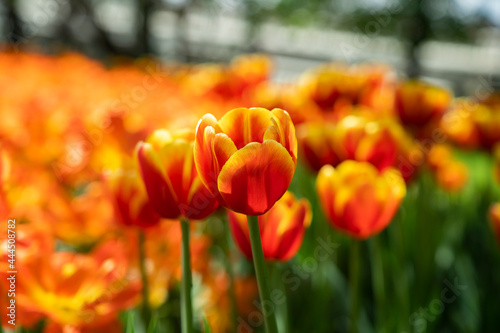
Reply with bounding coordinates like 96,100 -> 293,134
1,0 -> 500,95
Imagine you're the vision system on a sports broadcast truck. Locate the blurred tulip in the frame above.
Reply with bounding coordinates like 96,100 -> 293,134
427,144 -> 468,192
296,122 -> 340,172
333,114 -> 401,171
440,98 -> 481,149
427,144 -> 454,171
395,81 -> 451,127
228,191 -> 311,261
442,96 -> 500,150
194,107 -> 297,215
298,63 -> 393,115
104,168 -> 161,228
230,54 -> 272,89
17,240 -> 140,331
316,161 -> 406,239
55,182 -> 117,248
434,159 -> 468,192
136,129 -> 219,220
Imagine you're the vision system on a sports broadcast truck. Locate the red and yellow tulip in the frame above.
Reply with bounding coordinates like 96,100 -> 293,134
228,191 -> 311,261
194,107 -> 297,215
316,161 -> 406,239
104,167 -> 161,228
395,80 -> 451,127
136,129 -> 219,220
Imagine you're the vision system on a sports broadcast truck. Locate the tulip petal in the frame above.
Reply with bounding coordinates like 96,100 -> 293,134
218,140 -> 295,215
271,108 -> 298,164
218,107 -> 273,149
340,183 -> 383,238
136,142 -> 181,219
183,177 -> 219,220
274,201 -> 310,260
156,139 -> 192,205
316,165 -> 338,224
194,114 -> 219,186
212,133 -> 237,178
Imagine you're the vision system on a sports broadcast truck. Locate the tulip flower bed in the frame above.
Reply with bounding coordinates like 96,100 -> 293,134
1,51 -> 500,333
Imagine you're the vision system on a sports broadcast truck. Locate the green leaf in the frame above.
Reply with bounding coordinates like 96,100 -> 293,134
202,316 -> 212,333
126,312 -> 135,333
147,313 -> 159,333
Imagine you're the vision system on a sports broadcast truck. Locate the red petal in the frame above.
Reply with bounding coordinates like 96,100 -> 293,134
217,141 -> 295,215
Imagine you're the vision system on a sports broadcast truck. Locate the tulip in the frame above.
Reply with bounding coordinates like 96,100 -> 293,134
427,144 -> 453,172
333,114 -> 401,172
136,129 -> 219,333
194,107 -> 297,216
296,122 -> 340,172
136,129 -> 219,220
16,240 -> 140,332
317,161 -> 405,332
103,162 -> 162,325
195,107 -> 297,333
298,63 -> 391,113
440,98 -> 481,149
441,97 -> 500,150
228,191 -> 312,261
427,144 -> 468,192
104,168 -> 161,229
395,80 -> 451,127
316,161 -> 406,239
434,160 -> 468,192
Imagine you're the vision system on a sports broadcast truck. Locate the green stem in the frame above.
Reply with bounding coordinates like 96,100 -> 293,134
138,229 -> 152,326
273,263 -> 290,333
247,215 -> 278,333
370,236 -> 386,333
181,218 -> 193,333
350,239 -> 361,333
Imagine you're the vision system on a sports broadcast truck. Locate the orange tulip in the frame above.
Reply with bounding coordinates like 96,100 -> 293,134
298,63 -> 392,115
228,191 -> 311,261
316,161 -> 406,239
427,144 -> 468,192
440,98 -> 481,149
104,168 -> 161,228
427,144 -> 453,172
16,240 -> 140,331
296,122 -> 340,172
333,114 -> 402,172
395,80 -> 451,127
434,159 -> 468,192
136,129 -> 219,220
194,107 -> 297,215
